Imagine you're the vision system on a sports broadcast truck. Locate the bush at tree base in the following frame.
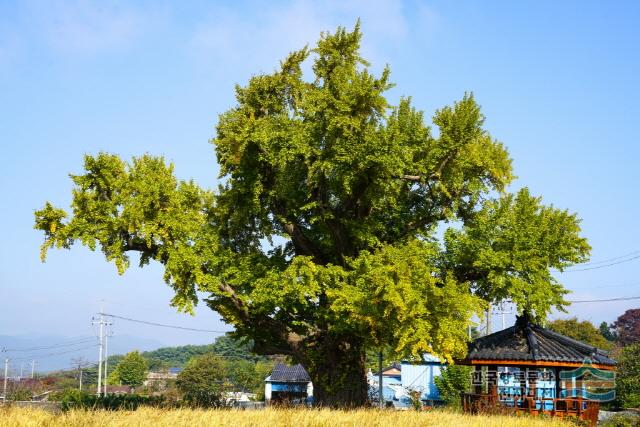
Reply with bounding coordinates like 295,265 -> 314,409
50,389 -> 172,411
434,365 -> 472,408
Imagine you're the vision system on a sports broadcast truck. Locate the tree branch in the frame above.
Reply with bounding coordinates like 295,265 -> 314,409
214,281 -> 305,357
400,149 -> 459,183
273,202 -> 325,263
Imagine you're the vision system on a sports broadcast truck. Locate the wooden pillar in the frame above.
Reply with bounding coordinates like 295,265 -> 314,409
554,367 -> 561,399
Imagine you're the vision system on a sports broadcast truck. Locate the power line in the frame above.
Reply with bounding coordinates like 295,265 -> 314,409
568,296 -> 640,304
577,249 -> 640,267
569,281 -> 640,290
99,313 -> 229,334
9,344 -> 99,362
559,254 -> 640,272
1,338 -> 95,353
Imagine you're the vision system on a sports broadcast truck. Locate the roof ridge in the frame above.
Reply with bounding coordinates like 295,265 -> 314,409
526,325 -> 540,359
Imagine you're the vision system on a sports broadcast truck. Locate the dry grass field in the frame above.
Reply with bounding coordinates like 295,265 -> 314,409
0,407 -> 574,427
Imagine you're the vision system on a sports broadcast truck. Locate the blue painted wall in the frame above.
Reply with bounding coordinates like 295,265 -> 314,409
401,361 -> 442,401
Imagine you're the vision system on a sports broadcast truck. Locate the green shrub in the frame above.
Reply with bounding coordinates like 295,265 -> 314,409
600,413 -> 640,427
177,354 -> 227,407
51,391 -> 168,411
616,343 -> 640,409
7,389 -> 31,401
434,365 -> 472,408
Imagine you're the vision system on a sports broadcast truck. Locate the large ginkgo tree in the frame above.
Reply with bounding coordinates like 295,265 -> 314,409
35,24 -> 589,406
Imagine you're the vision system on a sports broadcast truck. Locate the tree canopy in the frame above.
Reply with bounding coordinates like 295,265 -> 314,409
599,321 -> 617,342
34,23 -> 589,406
612,308 -> 640,346
547,317 -> 613,350
110,351 -> 148,388
176,354 -> 227,407
142,335 -> 265,371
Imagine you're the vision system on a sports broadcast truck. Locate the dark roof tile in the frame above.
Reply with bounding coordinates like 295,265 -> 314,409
269,363 -> 311,382
465,314 -> 616,366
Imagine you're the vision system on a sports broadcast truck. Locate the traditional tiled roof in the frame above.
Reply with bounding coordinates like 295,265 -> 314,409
465,314 -> 616,367
269,363 -> 311,382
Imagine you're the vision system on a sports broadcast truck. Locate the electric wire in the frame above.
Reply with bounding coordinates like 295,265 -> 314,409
567,296 -> 640,303
573,249 -> 640,267
8,344 -> 100,361
99,313 -> 229,334
1,338 -> 96,353
559,254 -> 640,272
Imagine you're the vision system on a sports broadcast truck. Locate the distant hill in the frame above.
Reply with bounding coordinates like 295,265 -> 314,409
0,332 -> 265,379
0,334 -> 164,373
105,334 -> 266,371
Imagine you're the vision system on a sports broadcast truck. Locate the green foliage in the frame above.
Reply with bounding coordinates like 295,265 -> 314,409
136,335 -> 264,371
253,360 -> 276,401
616,343 -> 640,409
52,391 -> 169,411
408,389 -> 423,411
329,240 -> 482,361
600,321 -> 618,342
600,413 -> 640,427
111,351 -> 148,387
176,354 -> 227,407
364,346 -> 398,371
547,317 -> 614,350
434,365 -> 472,408
49,389 -> 90,409
444,189 -> 589,320
34,23 -> 590,405
7,388 -> 32,401
226,359 -> 275,395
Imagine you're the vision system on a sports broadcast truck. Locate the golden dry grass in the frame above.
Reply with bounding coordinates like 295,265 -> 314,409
0,406 -> 574,427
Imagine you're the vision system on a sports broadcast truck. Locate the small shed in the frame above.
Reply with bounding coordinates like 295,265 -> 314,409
460,313 -> 616,426
264,363 -> 313,405
367,355 -> 444,408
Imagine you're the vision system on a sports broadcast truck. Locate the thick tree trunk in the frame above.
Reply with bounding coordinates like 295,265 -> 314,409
305,335 -> 369,407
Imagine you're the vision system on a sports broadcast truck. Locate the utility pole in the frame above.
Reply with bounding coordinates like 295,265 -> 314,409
103,325 -> 112,396
485,304 -> 492,336
92,311 -> 108,396
492,301 -> 513,331
19,363 -> 24,380
3,359 -> 8,402
72,358 -> 89,392
30,360 -> 37,379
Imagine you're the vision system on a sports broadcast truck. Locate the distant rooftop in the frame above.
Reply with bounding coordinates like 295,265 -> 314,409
268,363 -> 311,382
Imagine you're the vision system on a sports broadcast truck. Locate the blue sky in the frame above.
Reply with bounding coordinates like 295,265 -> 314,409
1,0 -> 639,348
